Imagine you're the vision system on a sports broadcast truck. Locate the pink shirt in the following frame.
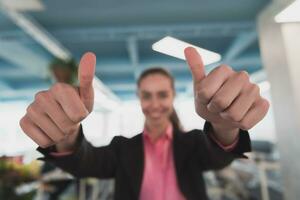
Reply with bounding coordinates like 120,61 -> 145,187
51,124 -> 239,200
139,124 -> 239,200
139,124 -> 185,200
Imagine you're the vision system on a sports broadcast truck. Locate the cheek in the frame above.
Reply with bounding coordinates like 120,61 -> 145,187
140,101 -> 151,114
164,103 -> 174,115
155,100 -> 174,116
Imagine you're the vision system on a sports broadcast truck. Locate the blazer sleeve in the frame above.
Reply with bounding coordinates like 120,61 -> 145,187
195,121 -> 251,171
37,126 -> 122,179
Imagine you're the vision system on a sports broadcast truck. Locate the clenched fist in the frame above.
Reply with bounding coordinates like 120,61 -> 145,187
184,47 -> 269,140
19,52 -> 96,150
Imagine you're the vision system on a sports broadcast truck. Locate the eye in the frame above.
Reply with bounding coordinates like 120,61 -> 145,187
158,92 -> 169,99
141,93 -> 151,100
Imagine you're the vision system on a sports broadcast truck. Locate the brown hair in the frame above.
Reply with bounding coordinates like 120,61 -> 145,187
137,67 -> 183,131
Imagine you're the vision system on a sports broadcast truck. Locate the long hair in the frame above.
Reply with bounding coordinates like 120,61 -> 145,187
137,67 -> 183,131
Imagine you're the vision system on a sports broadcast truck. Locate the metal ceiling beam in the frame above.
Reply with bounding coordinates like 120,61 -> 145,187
1,7 -> 71,61
126,37 -> 140,80
0,6 -> 66,78
0,8 -> 120,104
0,21 -> 256,43
53,21 -> 256,41
229,54 -> 261,69
0,39 -> 49,77
0,0 -> 44,11
223,30 -> 257,62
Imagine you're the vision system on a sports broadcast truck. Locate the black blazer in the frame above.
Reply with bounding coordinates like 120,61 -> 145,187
38,122 -> 251,200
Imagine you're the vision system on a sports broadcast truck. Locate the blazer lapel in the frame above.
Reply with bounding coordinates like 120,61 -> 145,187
125,129 -> 191,198
125,133 -> 144,199
173,128 -> 191,186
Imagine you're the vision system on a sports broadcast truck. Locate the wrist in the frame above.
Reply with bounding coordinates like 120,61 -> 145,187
56,125 -> 81,152
210,122 -> 239,146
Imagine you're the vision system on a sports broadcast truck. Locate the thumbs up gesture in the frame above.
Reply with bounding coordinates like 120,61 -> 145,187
20,52 -> 96,150
184,47 -> 269,137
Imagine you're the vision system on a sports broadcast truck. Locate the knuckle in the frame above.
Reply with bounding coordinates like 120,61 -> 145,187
19,117 -> 35,137
226,110 -> 241,122
19,117 -> 27,131
197,88 -> 212,103
232,114 -> 243,122
237,71 -> 249,82
51,83 -> 61,91
39,143 -> 47,148
51,83 -> 67,93
250,84 -> 260,95
239,121 -> 252,130
262,99 -> 270,110
218,64 -> 232,74
72,112 -> 87,123
34,91 -> 48,102
39,140 -> 52,148
26,103 -> 35,115
258,98 -> 270,113
211,97 -> 228,110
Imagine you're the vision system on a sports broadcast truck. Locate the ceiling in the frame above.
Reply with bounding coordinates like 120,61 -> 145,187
0,0 -> 271,101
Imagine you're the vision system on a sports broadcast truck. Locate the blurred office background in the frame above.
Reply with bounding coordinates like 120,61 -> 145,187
0,0 -> 300,199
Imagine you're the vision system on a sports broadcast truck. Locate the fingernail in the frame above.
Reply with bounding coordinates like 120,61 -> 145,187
220,112 -> 228,118
207,102 -> 212,110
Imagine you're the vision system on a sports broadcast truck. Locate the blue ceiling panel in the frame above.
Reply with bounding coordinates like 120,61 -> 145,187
0,12 -> 19,30
30,0 -> 270,29
4,77 -> 49,90
0,59 -> 20,69
0,0 -> 271,101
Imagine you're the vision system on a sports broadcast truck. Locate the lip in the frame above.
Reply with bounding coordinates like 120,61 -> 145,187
147,110 -> 164,118
149,113 -> 163,118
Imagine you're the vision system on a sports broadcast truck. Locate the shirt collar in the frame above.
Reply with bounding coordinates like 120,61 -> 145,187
143,123 -> 173,141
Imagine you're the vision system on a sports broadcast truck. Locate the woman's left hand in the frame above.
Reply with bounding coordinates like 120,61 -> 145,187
184,47 -> 269,136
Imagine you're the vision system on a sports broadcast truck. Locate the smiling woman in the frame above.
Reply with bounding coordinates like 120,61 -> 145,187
137,67 -> 183,135
18,48 -> 269,200
0,0 -> 296,199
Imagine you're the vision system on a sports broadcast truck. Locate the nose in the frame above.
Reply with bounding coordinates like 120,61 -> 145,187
150,97 -> 160,109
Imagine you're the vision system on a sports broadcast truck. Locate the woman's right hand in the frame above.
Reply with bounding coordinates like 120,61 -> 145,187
19,52 -> 96,152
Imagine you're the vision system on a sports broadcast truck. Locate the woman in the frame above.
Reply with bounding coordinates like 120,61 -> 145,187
20,47 -> 269,200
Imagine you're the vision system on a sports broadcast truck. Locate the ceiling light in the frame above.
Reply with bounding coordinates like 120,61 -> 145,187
152,36 -> 221,65
0,0 -> 44,11
275,0 -> 300,23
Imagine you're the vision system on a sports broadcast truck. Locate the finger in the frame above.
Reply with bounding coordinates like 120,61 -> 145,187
50,84 -> 88,123
184,47 -> 206,83
220,83 -> 260,121
78,52 -> 96,112
237,98 -> 269,130
207,71 -> 249,113
195,65 -> 234,105
19,116 -> 54,148
26,103 -> 67,143
35,91 -> 80,135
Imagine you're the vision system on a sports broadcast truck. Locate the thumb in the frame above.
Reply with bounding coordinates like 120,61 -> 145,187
78,52 -> 96,112
184,47 -> 206,83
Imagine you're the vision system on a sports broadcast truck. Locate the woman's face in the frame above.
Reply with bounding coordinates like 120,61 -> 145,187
138,74 -> 175,124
